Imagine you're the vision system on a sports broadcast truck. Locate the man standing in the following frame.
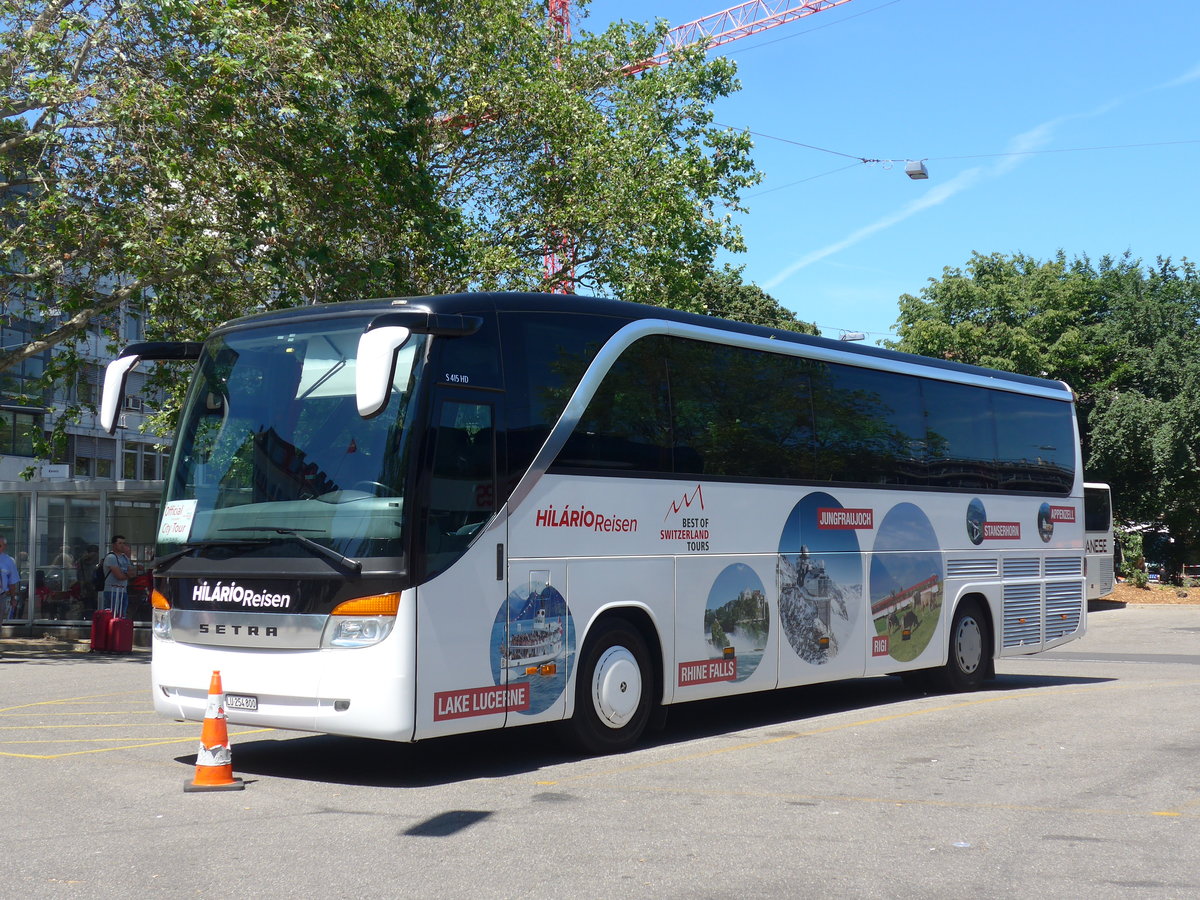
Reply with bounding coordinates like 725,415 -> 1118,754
0,535 -> 20,619
103,535 -> 139,619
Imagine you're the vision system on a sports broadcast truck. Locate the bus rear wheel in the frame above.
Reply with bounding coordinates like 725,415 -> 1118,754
563,618 -> 653,755
935,599 -> 989,692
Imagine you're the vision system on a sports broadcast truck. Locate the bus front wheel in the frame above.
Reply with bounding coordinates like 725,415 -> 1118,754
936,599 -> 990,692
563,618 -> 653,755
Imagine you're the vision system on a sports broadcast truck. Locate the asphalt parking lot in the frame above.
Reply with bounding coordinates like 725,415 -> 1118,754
2,602 -> 1198,899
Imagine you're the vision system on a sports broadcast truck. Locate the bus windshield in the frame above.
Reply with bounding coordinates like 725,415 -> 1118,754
162,317 -> 425,560
1084,484 -> 1112,533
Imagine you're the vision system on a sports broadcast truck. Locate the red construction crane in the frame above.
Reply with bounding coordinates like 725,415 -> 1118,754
628,0 -> 857,74
545,0 -> 857,290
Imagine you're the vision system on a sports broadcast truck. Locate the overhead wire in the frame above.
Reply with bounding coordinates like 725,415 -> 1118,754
719,122 -> 1200,197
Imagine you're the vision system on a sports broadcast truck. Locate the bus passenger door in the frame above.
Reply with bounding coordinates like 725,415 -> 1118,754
413,391 -> 509,739
503,561 -> 570,728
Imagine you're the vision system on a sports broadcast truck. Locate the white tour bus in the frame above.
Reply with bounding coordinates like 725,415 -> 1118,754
1083,482 -> 1115,600
102,293 -> 1088,753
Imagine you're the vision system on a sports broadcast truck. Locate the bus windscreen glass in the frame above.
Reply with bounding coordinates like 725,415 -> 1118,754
162,318 -> 425,560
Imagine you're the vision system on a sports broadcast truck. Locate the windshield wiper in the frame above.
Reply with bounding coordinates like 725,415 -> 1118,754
217,527 -> 363,575
150,539 -> 264,572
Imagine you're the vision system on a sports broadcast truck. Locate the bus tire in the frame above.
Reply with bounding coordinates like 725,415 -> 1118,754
563,618 -> 653,755
935,599 -> 990,692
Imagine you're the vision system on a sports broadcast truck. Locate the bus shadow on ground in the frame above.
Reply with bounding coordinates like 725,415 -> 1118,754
205,671 -> 1112,789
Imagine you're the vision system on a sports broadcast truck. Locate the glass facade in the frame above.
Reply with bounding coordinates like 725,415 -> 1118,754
0,484 -> 160,627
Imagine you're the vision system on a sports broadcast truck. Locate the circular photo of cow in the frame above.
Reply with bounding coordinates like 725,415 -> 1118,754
871,502 -> 944,663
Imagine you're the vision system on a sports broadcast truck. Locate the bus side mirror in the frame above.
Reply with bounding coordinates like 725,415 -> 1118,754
356,325 -> 412,418
100,354 -> 143,434
100,342 -> 204,434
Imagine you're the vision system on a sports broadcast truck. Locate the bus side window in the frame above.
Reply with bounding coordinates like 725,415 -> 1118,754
422,400 -> 496,577
923,380 -> 998,491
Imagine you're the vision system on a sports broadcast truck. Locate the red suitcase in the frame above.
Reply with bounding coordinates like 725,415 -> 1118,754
107,616 -> 134,653
90,609 -> 113,652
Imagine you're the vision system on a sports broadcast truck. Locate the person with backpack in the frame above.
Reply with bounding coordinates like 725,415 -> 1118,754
102,535 -> 141,618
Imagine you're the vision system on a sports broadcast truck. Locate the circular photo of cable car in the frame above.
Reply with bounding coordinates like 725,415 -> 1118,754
966,497 -> 987,546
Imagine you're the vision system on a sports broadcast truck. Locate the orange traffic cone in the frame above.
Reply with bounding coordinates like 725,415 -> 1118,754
184,670 -> 246,792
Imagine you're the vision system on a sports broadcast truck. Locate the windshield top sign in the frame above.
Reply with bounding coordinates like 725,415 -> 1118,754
159,499 -> 198,543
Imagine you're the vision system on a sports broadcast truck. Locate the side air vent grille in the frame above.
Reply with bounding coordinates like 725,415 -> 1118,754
1003,583 -> 1042,648
1045,582 -> 1083,641
946,558 -> 999,579
1003,558 -> 1040,579
1045,557 -> 1083,577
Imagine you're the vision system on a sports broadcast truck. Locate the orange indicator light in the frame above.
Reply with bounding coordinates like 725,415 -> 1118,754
331,593 -> 401,616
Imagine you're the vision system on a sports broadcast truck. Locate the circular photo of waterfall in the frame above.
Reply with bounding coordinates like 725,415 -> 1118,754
702,563 -> 769,683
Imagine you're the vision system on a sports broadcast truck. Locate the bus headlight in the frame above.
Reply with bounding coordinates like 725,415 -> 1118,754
325,616 -> 396,648
323,593 -> 400,649
151,589 -> 173,642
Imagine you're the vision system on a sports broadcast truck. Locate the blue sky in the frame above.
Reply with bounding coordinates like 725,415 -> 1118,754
583,0 -> 1199,343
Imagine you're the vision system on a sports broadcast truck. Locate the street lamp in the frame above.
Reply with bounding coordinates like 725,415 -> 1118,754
905,160 -> 929,180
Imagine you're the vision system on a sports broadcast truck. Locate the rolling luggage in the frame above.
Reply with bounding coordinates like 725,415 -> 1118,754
90,609 -> 113,652
107,615 -> 134,653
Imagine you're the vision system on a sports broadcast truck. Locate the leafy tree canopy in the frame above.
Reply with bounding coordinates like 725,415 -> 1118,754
889,251 -> 1200,569
692,265 -> 818,334
2,0 -> 760,421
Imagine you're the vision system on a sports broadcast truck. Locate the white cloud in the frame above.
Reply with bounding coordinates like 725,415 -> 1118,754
764,61 -> 1198,291
764,167 -> 983,288
1157,62 -> 1200,90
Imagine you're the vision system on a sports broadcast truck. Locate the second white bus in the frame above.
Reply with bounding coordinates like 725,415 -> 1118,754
1084,482 -> 1116,600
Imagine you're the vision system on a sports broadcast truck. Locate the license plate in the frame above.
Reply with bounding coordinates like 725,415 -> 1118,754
225,693 -> 258,711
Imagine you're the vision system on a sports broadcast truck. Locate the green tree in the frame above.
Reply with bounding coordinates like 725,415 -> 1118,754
2,0 -> 759,432
709,617 -> 728,650
691,265 -> 819,333
889,251 -> 1200,571
888,252 -> 1110,403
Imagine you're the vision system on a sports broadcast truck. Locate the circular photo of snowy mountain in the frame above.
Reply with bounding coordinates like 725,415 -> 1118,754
491,584 -> 576,717
703,563 -> 769,683
776,492 -> 863,665
870,502 -> 944,663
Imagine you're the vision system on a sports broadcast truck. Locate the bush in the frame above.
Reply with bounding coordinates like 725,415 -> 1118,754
1129,569 -> 1149,589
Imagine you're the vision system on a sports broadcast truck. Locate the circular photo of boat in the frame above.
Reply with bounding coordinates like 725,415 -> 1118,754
490,585 -> 576,717
871,502 -> 944,663
776,492 -> 863,665
703,564 -> 769,683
